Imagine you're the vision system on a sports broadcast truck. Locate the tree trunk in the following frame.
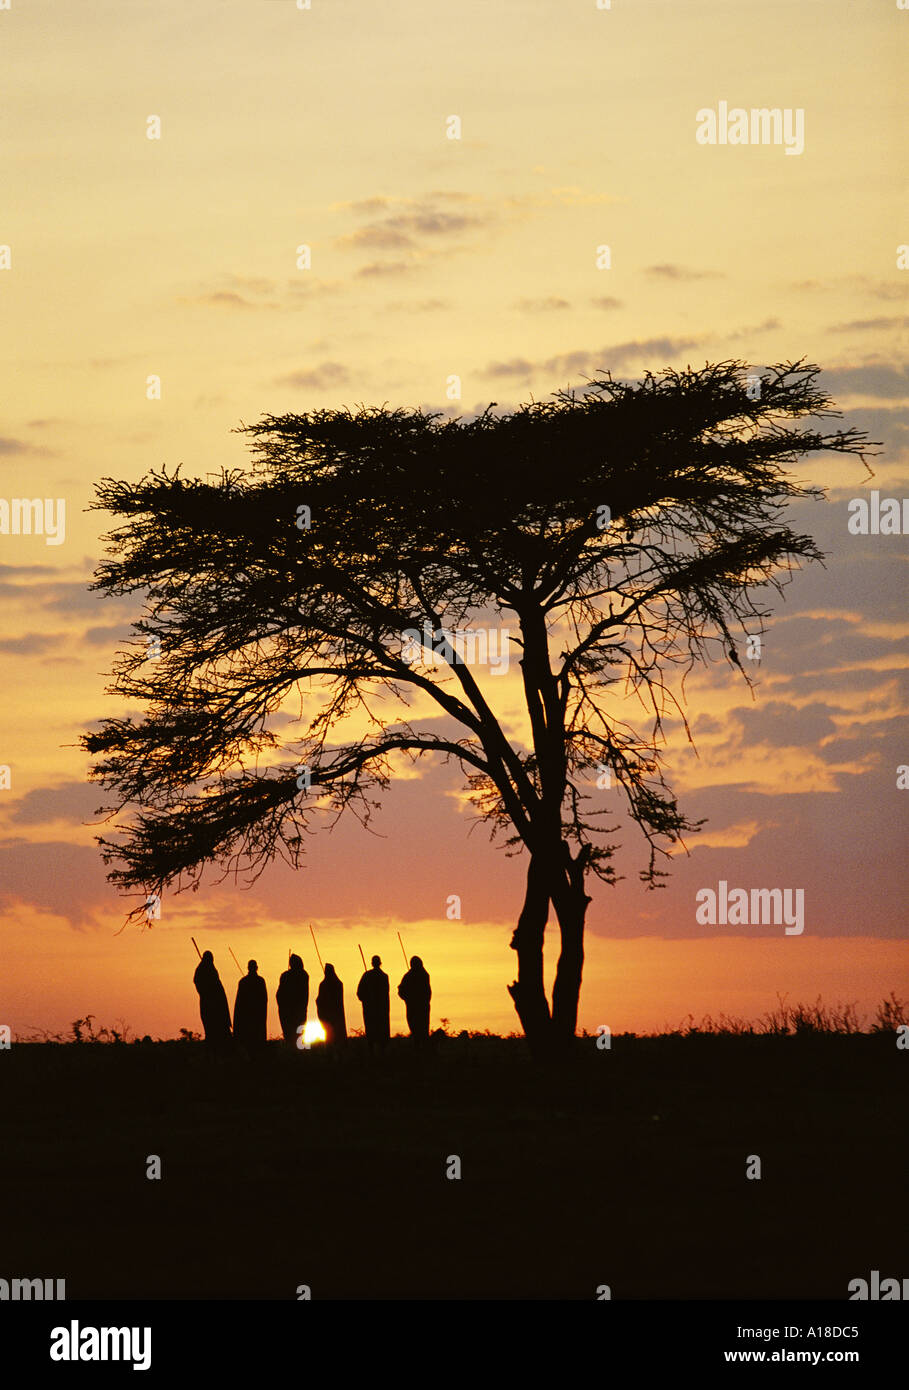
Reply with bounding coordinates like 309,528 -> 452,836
550,889 -> 588,1046
507,856 -> 552,1057
550,848 -> 592,1049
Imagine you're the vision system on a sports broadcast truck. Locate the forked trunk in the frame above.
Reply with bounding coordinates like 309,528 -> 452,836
507,856 -> 551,1057
508,849 -> 590,1057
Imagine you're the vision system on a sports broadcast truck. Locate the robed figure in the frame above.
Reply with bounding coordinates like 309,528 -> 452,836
233,959 -> 268,1052
276,953 -> 309,1046
398,956 -> 431,1043
316,964 -> 347,1046
356,956 -> 390,1050
193,951 -> 232,1046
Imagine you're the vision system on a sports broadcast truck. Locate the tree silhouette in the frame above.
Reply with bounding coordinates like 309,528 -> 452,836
82,361 -> 872,1055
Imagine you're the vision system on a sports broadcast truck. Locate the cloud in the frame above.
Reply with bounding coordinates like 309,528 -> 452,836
192,290 -> 263,309
227,274 -> 279,295
484,357 -> 536,380
42,582 -> 118,616
277,362 -> 350,390
330,195 -> 396,216
385,211 -> 482,236
382,298 -> 451,314
514,297 -> 571,312
0,436 -> 49,457
183,273 -> 344,312
0,838 -> 116,928
82,622 -> 138,647
694,819 -> 771,849
355,261 -> 416,279
590,296 -> 623,310
644,264 -> 723,281
841,404 -> 909,434
789,276 -> 907,302
727,318 -> 781,338
337,196 -> 488,254
821,363 -> 909,400
728,700 -> 839,748
0,562 -> 63,579
0,633 -> 61,655
0,573 -> 140,623
343,225 -> 414,251
485,335 -> 704,381
830,317 -> 909,333
3,781 -> 104,828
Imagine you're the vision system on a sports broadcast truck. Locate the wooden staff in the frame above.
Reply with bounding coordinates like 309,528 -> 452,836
397,931 -> 409,969
309,924 -> 324,971
191,937 -> 202,960
228,946 -> 243,975
358,943 -> 367,971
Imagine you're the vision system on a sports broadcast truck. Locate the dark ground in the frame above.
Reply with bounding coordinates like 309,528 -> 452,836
1,1032 -> 904,1299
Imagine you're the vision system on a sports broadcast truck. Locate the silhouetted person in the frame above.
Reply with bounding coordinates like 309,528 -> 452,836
233,959 -> 268,1053
356,955 -> 390,1051
398,956 -> 431,1044
276,953 -> 309,1047
316,963 -> 347,1047
193,950 -> 232,1046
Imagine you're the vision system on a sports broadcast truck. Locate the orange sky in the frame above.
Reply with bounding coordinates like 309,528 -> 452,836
1,0 -> 906,1041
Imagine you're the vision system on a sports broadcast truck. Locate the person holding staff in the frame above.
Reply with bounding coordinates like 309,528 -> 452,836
398,956 -> 431,1045
192,949 -> 232,1047
316,963 -> 347,1047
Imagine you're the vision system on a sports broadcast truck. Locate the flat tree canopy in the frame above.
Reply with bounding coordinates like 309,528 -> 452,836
82,360 -> 873,1050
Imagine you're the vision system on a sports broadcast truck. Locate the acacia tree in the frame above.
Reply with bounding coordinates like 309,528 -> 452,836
82,361 -> 871,1055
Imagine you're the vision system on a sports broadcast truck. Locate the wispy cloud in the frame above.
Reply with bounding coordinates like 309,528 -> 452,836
727,318 -> 781,338
830,316 -> 909,333
337,194 -> 490,253
644,264 -> 723,281
382,298 -> 451,314
355,261 -> 417,279
513,296 -> 571,312
0,436 -> 51,457
0,633 -> 60,656
277,362 -> 351,390
485,335 -> 704,381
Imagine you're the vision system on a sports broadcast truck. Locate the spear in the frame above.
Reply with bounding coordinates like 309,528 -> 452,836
191,937 -> 202,961
228,946 -> 243,975
358,943 -> 367,972
397,931 -> 409,969
309,924 -> 324,971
